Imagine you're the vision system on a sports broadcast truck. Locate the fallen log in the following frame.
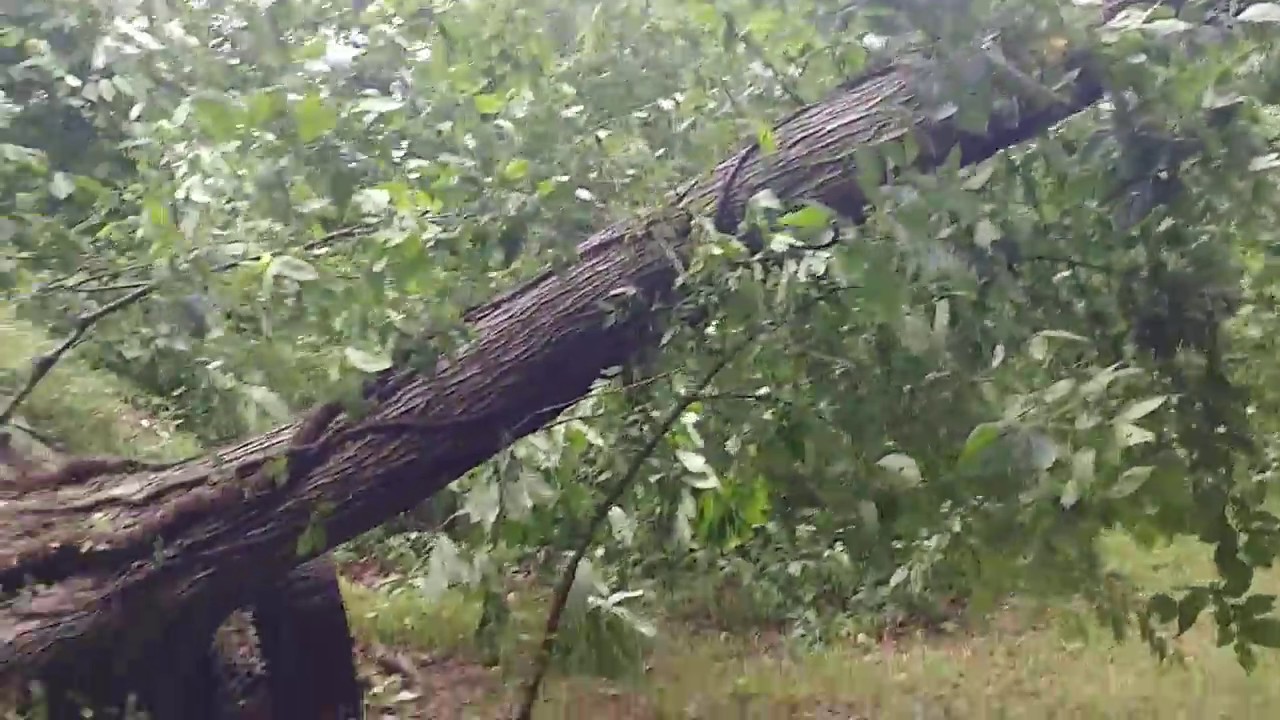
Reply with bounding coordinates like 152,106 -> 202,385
0,0 -> 1162,698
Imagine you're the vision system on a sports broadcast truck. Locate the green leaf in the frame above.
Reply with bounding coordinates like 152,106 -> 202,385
502,158 -> 530,181
1060,479 -> 1081,509
354,188 -> 392,213
607,506 -> 636,546
1242,594 -> 1277,618
889,565 -> 910,589
1082,364 -> 1141,398
463,481 -> 502,528
268,256 -> 320,282
962,161 -> 997,191
973,218 -> 1000,248
474,93 -> 506,115
756,124 -> 778,154
779,204 -> 832,229
933,299 -> 950,338
1108,465 -> 1154,498
1042,378 -> 1076,404
676,450 -> 720,490
675,450 -> 709,474
1237,642 -> 1259,673
1028,335 -> 1048,360
1141,18 -> 1193,35
1117,395 -> 1167,422
857,500 -> 879,532
352,96 -> 404,115
959,422 -> 1003,465
1216,542 -> 1254,598
49,172 -> 75,200
1026,432 -> 1059,471
682,474 -> 721,490
1239,3 -> 1280,23
344,347 -> 392,373
1249,153 -> 1280,172
1148,593 -> 1177,623
1072,447 -> 1095,484
1115,423 -> 1155,448
295,93 -> 338,142
244,384 -> 291,421
1177,589 -> 1211,636
876,453 -> 922,486
1243,618 -> 1280,648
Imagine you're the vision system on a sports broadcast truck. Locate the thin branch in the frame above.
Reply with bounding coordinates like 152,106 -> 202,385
70,282 -> 153,294
691,391 -> 778,403
0,224 -> 377,426
5,422 -> 65,452
16,223 -> 376,302
513,288 -> 845,720
737,32 -> 808,107
512,351 -> 743,720
0,284 -> 153,428
1024,254 -> 1115,273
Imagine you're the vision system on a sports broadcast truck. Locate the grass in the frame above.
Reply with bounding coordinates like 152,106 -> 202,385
341,531 -> 1280,720
342,580 -> 486,658
0,305 -> 202,459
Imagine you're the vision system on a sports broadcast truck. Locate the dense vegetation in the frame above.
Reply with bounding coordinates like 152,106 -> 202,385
4,0 -> 1280,716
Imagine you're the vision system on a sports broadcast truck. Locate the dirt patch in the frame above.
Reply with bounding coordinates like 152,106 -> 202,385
358,642 -> 507,719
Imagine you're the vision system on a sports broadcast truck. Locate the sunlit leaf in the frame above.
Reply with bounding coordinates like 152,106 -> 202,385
1117,396 -> 1167,422
269,256 -> 320,282
779,204 -> 832,229
877,453 -> 922,486
352,96 -> 404,115
1239,3 -> 1280,23
959,422 -> 1002,466
295,93 -> 338,142
49,172 -> 75,199
1108,466 -> 1154,498
344,347 -> 392,373
474,93 -> 506,115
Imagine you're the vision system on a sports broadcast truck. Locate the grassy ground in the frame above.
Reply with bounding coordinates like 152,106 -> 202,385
342,534 -> 1280,719
0,305 -> 201,459
6,307 -> 1280,719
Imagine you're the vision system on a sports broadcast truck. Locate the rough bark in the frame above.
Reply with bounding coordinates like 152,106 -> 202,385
1,429 -> 362,718
254,556 -> 363,720
0,21 -> 1117,694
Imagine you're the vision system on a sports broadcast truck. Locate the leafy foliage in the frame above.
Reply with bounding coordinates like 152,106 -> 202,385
6,0 -> 1280,696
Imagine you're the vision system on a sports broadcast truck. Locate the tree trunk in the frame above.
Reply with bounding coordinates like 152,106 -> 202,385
0,28 -> 1111,693
1,428 -> 362,718
254,556 -> 363,720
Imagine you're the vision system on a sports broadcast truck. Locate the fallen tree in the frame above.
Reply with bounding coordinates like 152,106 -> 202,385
0,0 -> 1199,704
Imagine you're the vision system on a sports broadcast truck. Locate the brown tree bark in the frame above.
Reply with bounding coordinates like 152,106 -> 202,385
1,428 -> 362,718
0,19 -> 1118,697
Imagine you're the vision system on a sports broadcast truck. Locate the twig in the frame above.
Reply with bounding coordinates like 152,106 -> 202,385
368,642 -> 426,687
5,422 -> 64,452
713,143 -> 761,236
737,32 -> 808,107
71,282 -> 153,294
16,223 -> 376,303
1024,254 -> 1114,273
512,358 -> 740,720
0,224 -> 377,427
0,284 -> 153,427
512,288 -> 845,720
